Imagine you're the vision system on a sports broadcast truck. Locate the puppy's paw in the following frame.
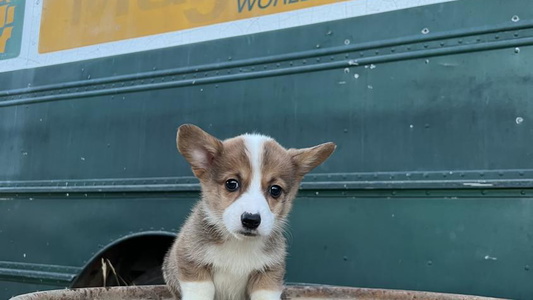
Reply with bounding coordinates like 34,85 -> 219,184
180,281 -> 215,300
250,289 -> 282,300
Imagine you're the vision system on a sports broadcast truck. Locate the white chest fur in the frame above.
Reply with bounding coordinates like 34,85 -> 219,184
202,238 -> 275,300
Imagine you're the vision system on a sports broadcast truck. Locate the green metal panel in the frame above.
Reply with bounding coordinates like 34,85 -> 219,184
1,0 -> 533,299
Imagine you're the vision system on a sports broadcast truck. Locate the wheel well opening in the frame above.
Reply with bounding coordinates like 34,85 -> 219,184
71,233 -> 175,288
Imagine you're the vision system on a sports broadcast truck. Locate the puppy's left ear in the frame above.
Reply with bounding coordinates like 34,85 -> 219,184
177,124 -> 223,179
288,142 -> 336,177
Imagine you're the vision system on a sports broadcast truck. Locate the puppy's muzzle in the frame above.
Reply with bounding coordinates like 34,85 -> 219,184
241,212 -> 261,230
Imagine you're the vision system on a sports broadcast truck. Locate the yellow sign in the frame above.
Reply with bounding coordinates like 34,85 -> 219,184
39,0 -> 349,53
0,0 -> 16,53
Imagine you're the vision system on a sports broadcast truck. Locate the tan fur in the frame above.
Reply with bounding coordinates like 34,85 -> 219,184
163,124 -> 335,300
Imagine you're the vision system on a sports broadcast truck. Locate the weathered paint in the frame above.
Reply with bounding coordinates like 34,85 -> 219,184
0,0 -> 455,73
11,284 -> 506,300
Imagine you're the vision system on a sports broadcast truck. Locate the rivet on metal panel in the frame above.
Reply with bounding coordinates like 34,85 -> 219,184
481,190 -> 487,195
515,47 -> 520,54
520,190 -> 526,195
512,15 -> 520,22
421,28 -> 429,34
425,191 -> 431,196
525,265 -> 530,271
344,39 -> 350,45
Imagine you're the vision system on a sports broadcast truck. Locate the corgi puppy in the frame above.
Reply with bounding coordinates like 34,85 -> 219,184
163,124 -> 335,300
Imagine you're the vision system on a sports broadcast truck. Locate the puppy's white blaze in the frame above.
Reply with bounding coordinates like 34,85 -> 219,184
222,134 -> 275,237
250,289 -> 283,300
180,281 -> 215,300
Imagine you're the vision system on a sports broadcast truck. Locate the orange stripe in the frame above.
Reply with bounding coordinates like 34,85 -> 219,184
0,26 -> 13,52
6,5 -> 14,24
0,5 -> 6,28
39,0 -> 350,53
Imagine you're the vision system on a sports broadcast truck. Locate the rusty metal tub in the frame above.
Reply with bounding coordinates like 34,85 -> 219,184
11,285 -> 506,300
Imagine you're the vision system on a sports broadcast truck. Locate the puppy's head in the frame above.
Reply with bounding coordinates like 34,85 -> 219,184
177,124 -> 335,239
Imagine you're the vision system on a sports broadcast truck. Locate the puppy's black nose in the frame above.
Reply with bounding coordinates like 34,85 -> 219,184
241,213 -> 261,230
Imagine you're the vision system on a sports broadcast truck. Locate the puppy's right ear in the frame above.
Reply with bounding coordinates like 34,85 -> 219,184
177,124 -> 223,178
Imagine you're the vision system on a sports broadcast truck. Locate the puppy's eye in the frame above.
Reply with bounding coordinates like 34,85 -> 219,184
225,179 -> 240,192
269,185 -> 282,198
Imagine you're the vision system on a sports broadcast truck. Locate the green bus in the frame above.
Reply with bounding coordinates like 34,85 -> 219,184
1,0 -> 532,299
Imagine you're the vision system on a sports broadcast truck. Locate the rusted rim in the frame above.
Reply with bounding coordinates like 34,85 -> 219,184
11,284 -> 507,300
